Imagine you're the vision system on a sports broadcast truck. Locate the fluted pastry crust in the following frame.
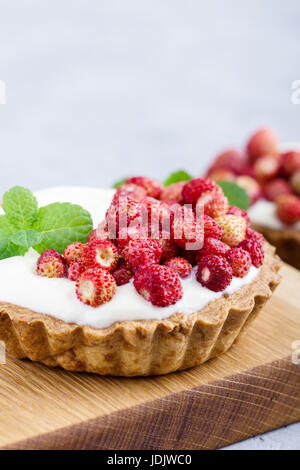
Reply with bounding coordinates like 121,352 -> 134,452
0,243 -> 281,376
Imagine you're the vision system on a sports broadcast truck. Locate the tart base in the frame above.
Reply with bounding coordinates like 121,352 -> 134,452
253,224 -> 300,270
0,243 -> 281,376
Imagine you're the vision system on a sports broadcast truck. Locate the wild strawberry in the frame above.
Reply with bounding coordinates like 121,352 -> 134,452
239,238 -> 264,268
117,225 -> 148,248
160,182 -> 185,203
37,254 -> 66,278
142,197 -> 171,234
196,237 -> 229,263
236,175 -> 262,205
215,214 -> 247,247
226,247 -> 252,278
112,260 -> 133,286
87,229 -> 98,244
182,178 -> 222,207
276,194 -> 300,225
246,228 -> 265,246
115,183 -> 147,202
171,215 -> 204,250
125,176 -> 163,199
207,168 -> 236,181
105,196 -> 142,236
164,257 -> 192,278
134,264 -> 182,307
246,128 -> 278,162
38,249 -> 64,262
67,262 -> 85,281
179,248 -> 199,266
202,215 -> 223,240
203,194 -> 229,218
281,151 -> 300,177
253,154 -> 281,182
227,206 -> 250,226
82,240 -> 119,271
196,255 -> 233,292
63,242 -> 85,265
76,267 -> 116,307
263,179 -> 292,202
209,148 -> 246,175
151,229 -> 178,261
291,170 -> 300,195
123,239 -> 162,270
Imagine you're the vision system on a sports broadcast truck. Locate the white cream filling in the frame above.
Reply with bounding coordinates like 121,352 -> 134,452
0,186 -> 260,329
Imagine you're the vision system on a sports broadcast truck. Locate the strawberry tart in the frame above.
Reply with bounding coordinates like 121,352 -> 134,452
0,179 -> 281,376
207,128 -> 300,270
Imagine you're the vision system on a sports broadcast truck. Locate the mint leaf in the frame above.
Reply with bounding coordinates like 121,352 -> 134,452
0,215 -> 26,259
164,170 -> 192,187
2,186 -> 38,229
216,180 -> 250,210
10,230 -> 42,249
33,202 -> 93,254
113,178 -> 128,188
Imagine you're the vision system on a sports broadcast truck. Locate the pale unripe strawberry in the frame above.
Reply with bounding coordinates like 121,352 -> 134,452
215,214 -> 247,247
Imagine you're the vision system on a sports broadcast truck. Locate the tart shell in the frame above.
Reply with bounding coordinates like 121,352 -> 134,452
0,243 -> 281,376
252,224 -> 300,270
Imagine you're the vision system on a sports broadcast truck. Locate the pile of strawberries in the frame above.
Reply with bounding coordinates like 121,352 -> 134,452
36,176 -> 265,308
207,128 -> 300,225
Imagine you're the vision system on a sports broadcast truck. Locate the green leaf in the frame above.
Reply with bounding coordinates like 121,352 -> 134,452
112,178 -> 128,188
164,170 -> 192,187
10,229 -> 43,249
216,180 -> 250,210
33,202 -> 93,254
0,215 -> 26,259
2,186 -> 38,230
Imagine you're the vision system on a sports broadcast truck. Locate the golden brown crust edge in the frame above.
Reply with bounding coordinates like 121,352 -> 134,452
252,224 -> 300,270
0,243 -> 281,376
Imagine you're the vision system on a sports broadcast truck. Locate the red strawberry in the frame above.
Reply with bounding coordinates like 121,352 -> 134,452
253,154 -> 281,182
115,183 -> 147,202
245,228 -> 265,246
263,178 -> 292,202
134,264 -> 182,307
208,148 -> 246,175
82,240 -> 119,271
208,168 -> 236,182
239,238 -> 264,268
117,225 -> 148,248
179,248 -> 199,266
164,257 -> 192,279
202,215 -> 223,240
160,182 -> 185,203
227,206 -> 250,226
203,194 -> 229,218
76,267 -> 116,307
281,151 -> 300,177
37,254 -> 66,278
142,197 -> 171,234
123,239 -> 162,270
182,178 -> 222,207
67,262 -> 85,281
196,237 -> 229,263
125,176 -> 163,199
246,128 -> 278,162
63,242 -> 85,265
226,247 -> 252,278
151,229 -> 179,261
38,249 -> 64,263
105,196 -> 142,236
196,254 -> 233,292
171,214 -> 204,251
276,194 -> 300,225
112,260 -> 133,286
215,214 -> 247,247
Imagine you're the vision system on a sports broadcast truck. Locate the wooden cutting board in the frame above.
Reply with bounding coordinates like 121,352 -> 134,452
0,262 -> 299,450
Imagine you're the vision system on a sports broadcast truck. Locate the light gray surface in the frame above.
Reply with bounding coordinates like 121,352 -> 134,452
0,0 -> 299,450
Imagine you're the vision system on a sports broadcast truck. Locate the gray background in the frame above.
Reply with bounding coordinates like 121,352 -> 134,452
0,0 -> 299,449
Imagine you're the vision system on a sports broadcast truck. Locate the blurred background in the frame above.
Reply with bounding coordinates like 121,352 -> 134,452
0,0 -> 299,195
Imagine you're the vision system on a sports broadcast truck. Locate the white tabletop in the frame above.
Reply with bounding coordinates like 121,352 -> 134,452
0,0 -> 299,450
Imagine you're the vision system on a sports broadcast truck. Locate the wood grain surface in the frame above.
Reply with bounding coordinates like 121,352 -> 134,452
0,262 -> 299,450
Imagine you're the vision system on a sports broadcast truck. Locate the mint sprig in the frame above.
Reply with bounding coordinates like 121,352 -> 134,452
0,186 -> 93,259
216,180 -> 250,210
113,178 -> 128,188
163,170 -> 192,187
